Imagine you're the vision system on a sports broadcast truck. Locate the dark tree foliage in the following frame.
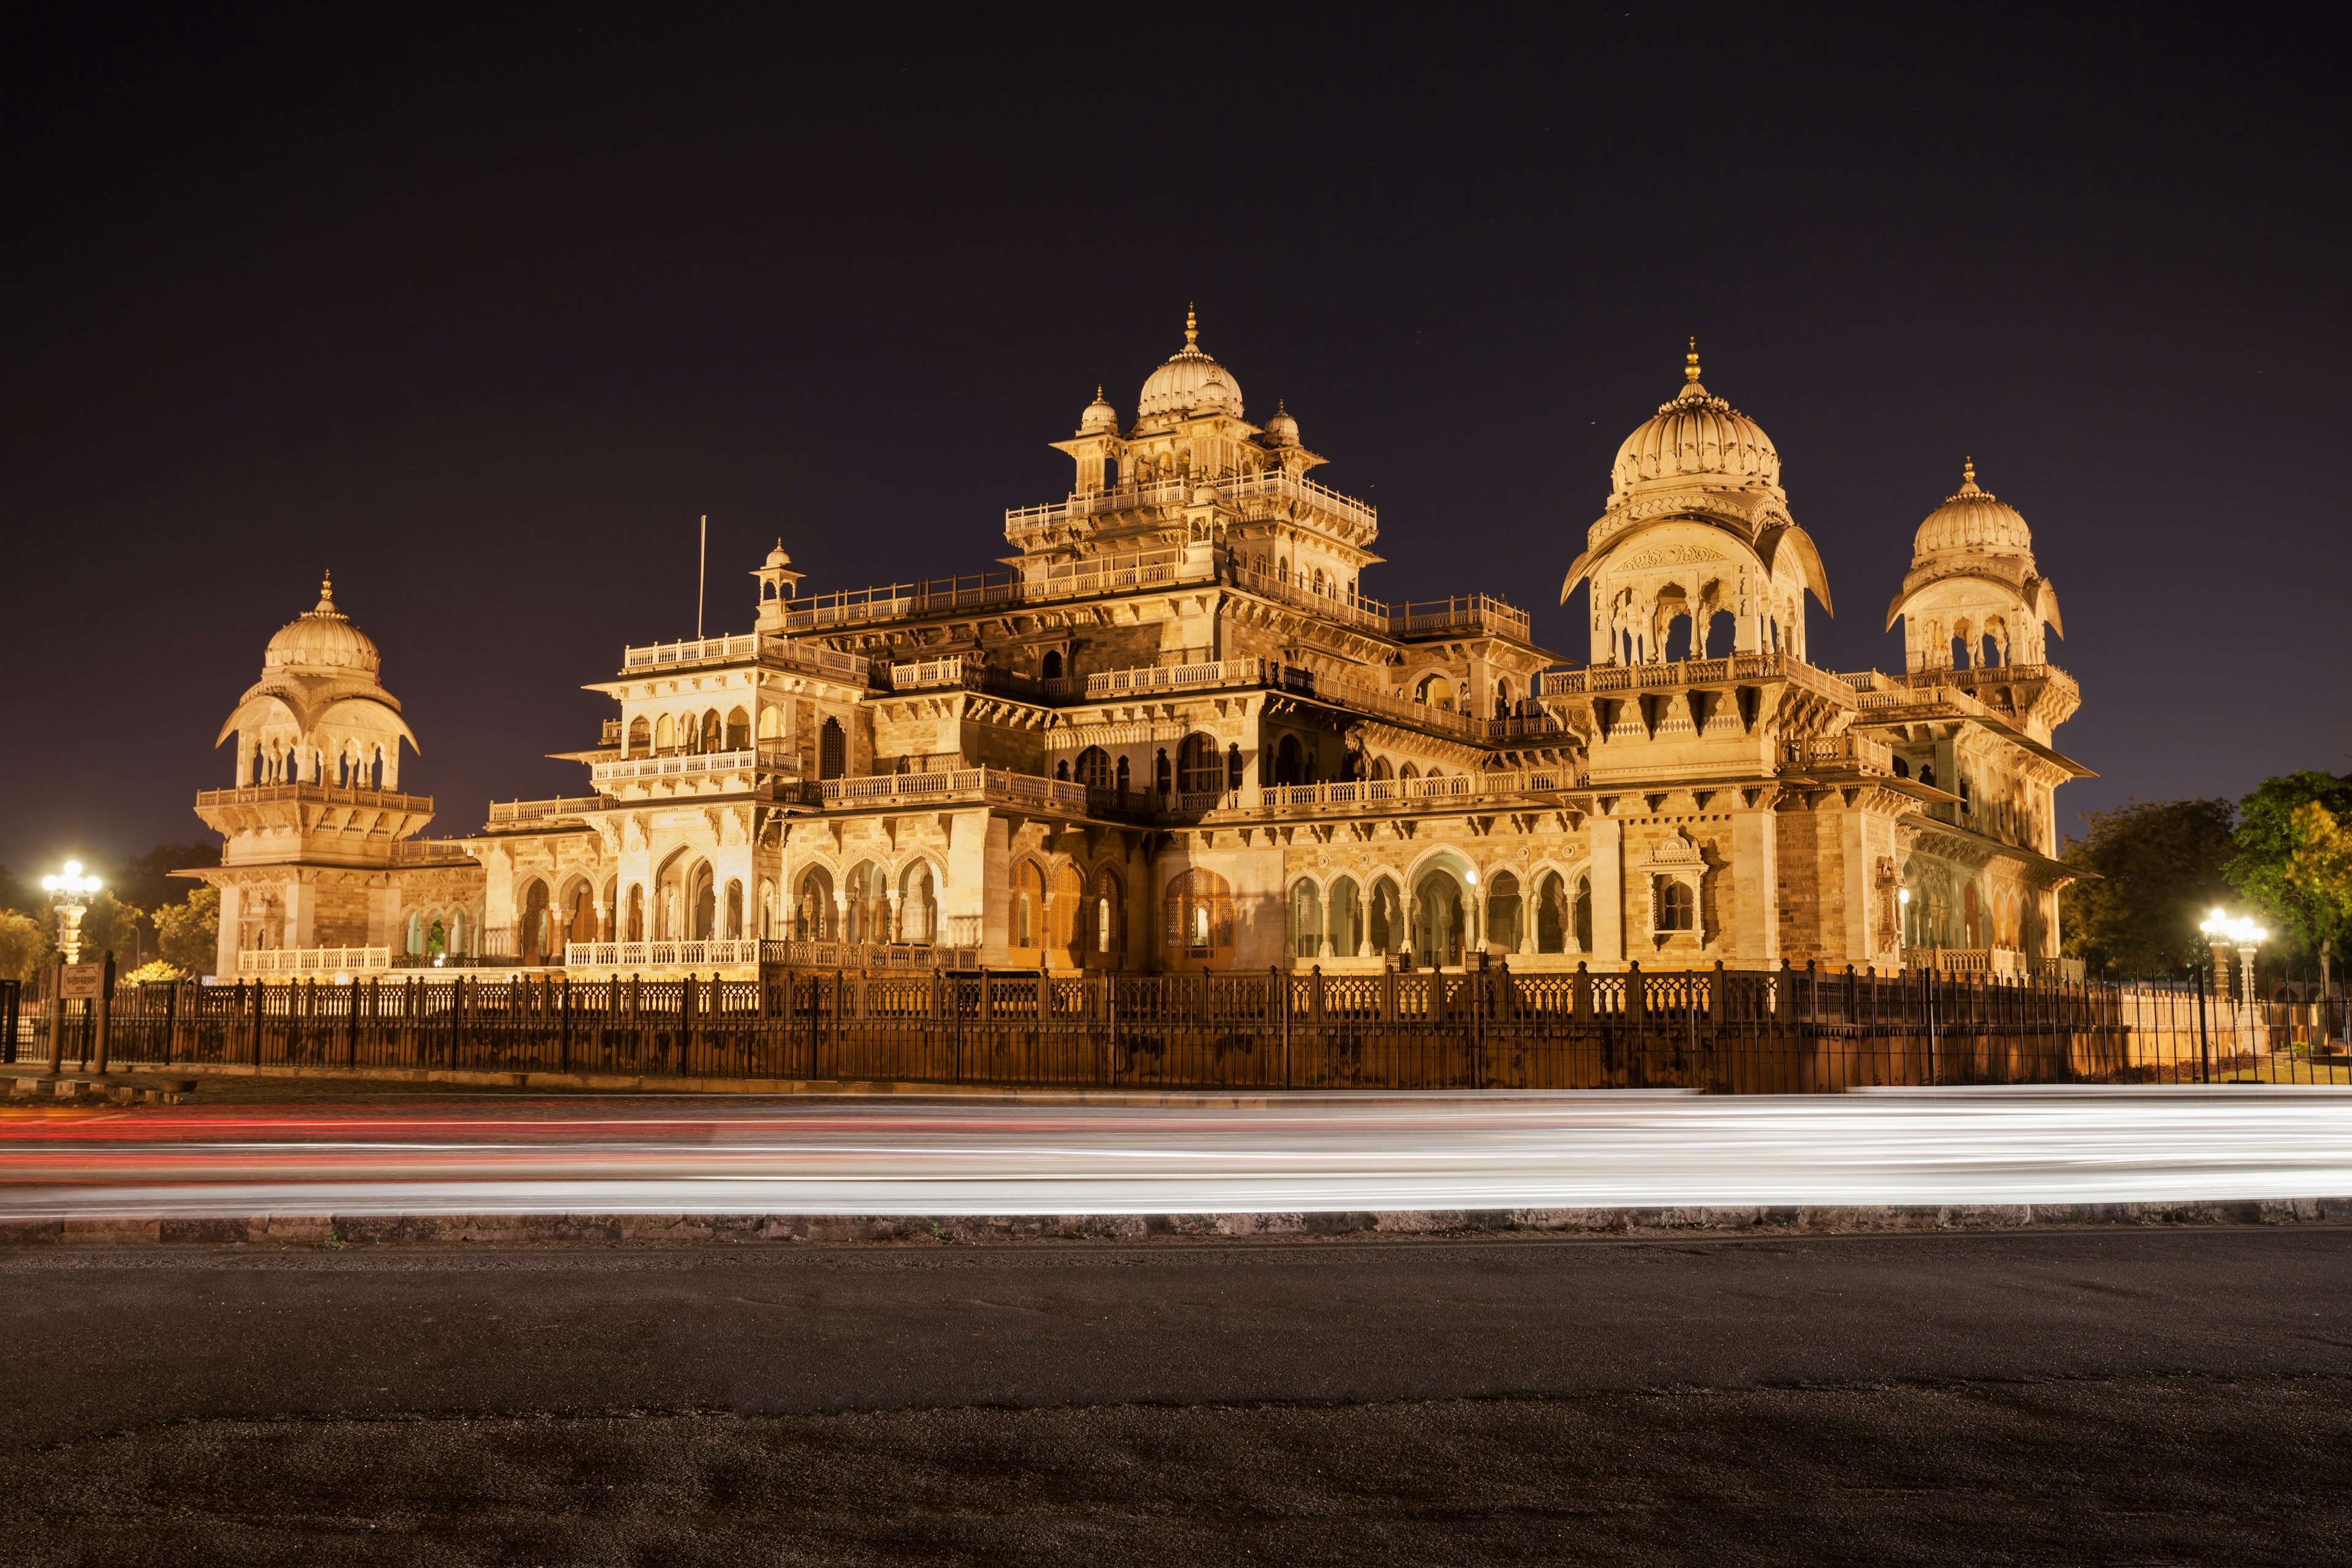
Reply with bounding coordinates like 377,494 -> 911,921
2061,798 -> 2239,978
112,842 -> 221,915
2228,771 -> 2352,976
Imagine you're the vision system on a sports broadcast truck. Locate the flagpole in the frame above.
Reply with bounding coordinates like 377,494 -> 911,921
697,513 -> 707,639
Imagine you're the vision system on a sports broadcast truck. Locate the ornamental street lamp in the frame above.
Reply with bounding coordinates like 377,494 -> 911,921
40,861 -> 102,964
2200,909 -> 2267,1070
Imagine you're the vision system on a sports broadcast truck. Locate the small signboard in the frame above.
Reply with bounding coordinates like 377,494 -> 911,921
58,964 -> 105,1000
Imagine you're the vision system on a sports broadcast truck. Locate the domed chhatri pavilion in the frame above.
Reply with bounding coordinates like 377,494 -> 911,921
189,317 -> 2087,981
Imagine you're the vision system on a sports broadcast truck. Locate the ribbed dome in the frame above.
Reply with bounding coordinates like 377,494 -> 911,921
1609,345 -> 1780,502
1137,306 -> 1243,423
1913,460 -> 2035,565
263,573 -> 381,676
1077,385 -> 1119,434
1262,399 -> 1300,447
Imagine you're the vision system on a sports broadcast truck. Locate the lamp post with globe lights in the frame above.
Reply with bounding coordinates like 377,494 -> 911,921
41,862 -> 102,964
2200,909 -> 2268,1078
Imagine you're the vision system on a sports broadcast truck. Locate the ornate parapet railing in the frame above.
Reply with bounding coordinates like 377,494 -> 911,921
1781,734 -> 1894,774
486,795 -> 609,827
236,946 -> 391,976
1256,767 -> 1582,813
560,938 -> 981,971
1390,594 -> 1532,643
197,783 -> 435,815
619,633 -> 869,685
783,548 -> 1208,635
1542,654 -> 1855,710
594,742 -> 800,789
821,768 -> 1093,813
1902,946 -> 2035,978
1004,466 -> 1380,544
393,837 -> 479,865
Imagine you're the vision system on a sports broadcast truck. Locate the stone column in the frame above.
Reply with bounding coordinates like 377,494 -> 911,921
214,883 -> 243,978
1730,804 -> 1778,966
284,875 -> 317,952
1588,816 -> 1625,963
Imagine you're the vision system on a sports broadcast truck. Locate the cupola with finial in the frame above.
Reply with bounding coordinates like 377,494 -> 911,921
752,539 -> 805,633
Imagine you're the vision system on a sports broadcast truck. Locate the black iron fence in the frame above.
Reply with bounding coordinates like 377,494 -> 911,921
7,964 -> 2346,1091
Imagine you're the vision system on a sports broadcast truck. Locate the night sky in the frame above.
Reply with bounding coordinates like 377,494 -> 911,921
5,9 -> 2346,883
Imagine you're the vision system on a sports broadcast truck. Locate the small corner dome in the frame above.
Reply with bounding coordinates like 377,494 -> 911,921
1913,460 -> 2035,565
1608,344 -> 1781,502
1077,386 -> 1119,435
1262,400 -> 1300,447
1137,306 -> 1244,422
263,572 -> 380,676
763,540 -> 794,569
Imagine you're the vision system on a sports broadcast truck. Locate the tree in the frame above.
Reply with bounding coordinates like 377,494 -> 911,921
2228,772 -> 2352,990
112,843 -> 220,915
0,910 -> 43,984
154,886 -> 221,976
2060,797 -> 2239,978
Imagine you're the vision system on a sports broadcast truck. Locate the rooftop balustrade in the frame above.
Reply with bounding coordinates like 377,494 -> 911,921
393,837 -> 478,864
1004,466 -> 1380,542
235,946 -> 392,976
594,741 -> 801,788
1255,766 -> 1583,812
1389,593 -> 1533,643
619,632 -> 869,684
1781,734 -> 1894,774
486,795 -> 609,827
1539,654 -> 1855,710
196,782 -> 435,815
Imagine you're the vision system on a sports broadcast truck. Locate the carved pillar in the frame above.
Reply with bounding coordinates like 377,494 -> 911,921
1588,816 -> 1624,963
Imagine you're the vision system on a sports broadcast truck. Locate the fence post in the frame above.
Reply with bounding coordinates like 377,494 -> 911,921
2194,959 -> 2211,1084
92,951 -> 114,1074
1276,966 -> 1291,1090
1709,959 -> 1725,1038
251,978 -> 265,1067
48,957 -> 66,1075
1572,962 -> 1590,1021
346,974 -> 361,1069
559,976 -> 572,1075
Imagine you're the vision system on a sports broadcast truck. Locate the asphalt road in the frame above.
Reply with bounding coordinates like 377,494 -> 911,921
8,1085 -> 2352,1217
3,1227 -> 2348,1565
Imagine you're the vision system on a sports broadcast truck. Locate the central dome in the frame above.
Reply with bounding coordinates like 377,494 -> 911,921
1912,460 -> 2035,565
1609,344 -> 1780,502
1137,306 -> 1243,423
263,573 -> 382,677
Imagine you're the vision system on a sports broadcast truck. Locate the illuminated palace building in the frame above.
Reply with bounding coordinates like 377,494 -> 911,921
191,316 -> 2089,982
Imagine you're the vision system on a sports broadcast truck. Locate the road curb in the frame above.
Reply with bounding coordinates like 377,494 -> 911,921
4,1199 -> 2350,1248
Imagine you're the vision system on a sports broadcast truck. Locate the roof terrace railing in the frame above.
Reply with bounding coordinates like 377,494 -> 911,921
196,783 -> 435,815
1389,593 -> 1533,643
594,741 -> 801,788
393,837 -> 477,864
486,795 -> 608,826
782,548 -> 1207,634
619,633 -> 869,684
1004,466 -> 1380,541
1539,654 -> 1854,709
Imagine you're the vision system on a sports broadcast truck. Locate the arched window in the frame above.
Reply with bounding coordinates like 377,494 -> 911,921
1536,871 -> 1567,954
1076,746 -> 1111,788
1227,743 -> 1245,790
654,713 -> 675,753
844,861 -> 889,943
1055,760 -> 1071,781
1042,649 -> 1064,681
723,878 -> 744,940
1368,878 -> 1403,956
794,866 -> 835,941
1154,749 -> 1172,796
820,717 -> 846,780
1312,567 -> 1327,597
1415,673 -> 1453,711
758,878 -> 776,938
1090,869 -> 1123,963
757,706 -> 782,741
1328,876 -> 1362,959
1371,756 -> 1393,782
1047,861 -> 1083,965
521,880 -> 551,963
1414,869 -> 1468,968
406,910 -> 423,956
1656,878 -> 1695,932
626,884 -> 644,943
1486,870 -> 1521,954
1275,734 -> 1302,786
1919,763 -> 1937,788
1288,880 -> 1324,960
1116,754 -> 1131,797
426,918 -> 447,958
1575,873 -> 1593,951
1400,761 -> 1420,782
900,861 -> 938,944
1164,869 -> 1234,959
1893,755 -> 1912,778
628,717 -> 651,758
700,710 -> 723,753
726,707 -> 750,751
1177,733 -> 1222,795
1011,861 -> 1044,953
690,863 -> 717,941
1494,677 -> 1515,720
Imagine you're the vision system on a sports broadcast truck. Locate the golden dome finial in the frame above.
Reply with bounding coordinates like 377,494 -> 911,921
1963,456 -> 1977,486
1685,336 -> 1702,383
1185,303 -> 1198,350
317,569 -> 335,609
